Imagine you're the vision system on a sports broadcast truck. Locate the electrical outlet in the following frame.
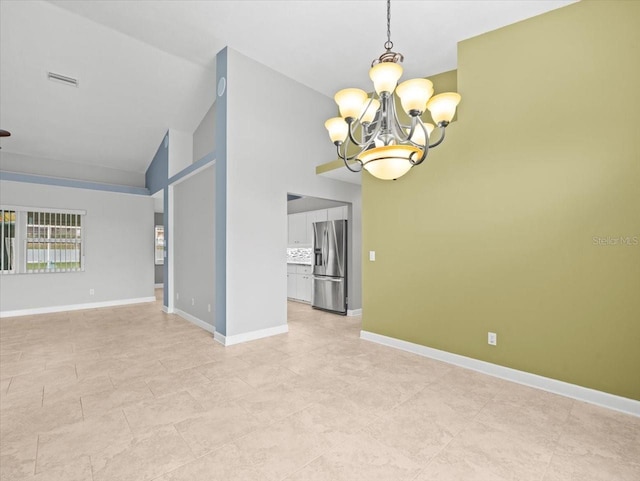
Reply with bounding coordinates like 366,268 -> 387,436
488,332 -> 497,346
207,304 -> 211,313
191,298 -> 195,306
176,293 -> 179,300
369,251 -> 376,261
89,288 -> 95,296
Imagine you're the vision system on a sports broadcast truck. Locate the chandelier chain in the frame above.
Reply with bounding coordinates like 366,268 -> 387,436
384,0 -> 393,51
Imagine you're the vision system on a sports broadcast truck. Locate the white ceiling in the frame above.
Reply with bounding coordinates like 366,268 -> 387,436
0,0 -> 576,177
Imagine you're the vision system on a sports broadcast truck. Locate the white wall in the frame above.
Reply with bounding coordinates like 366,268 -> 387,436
0,180 -> 154,313
173,165 -> 215,326
0,151 -> 145,187
193,101 -> 216,162
225,48 -> 362,337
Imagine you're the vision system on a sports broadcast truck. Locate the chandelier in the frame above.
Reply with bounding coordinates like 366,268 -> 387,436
324,0 -> 461,180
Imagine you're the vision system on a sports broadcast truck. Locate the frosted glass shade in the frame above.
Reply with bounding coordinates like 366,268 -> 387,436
405,123 -> 435,146
360,98 -> 381,123
396,78 -> 434,115
359,145 -> 422,180
324,117 -> 348,144
369,62 -> 403,94
334,88 -> 368,120
427,92 -> 461,124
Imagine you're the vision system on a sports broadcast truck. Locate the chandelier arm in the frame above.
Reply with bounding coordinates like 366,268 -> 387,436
397,115 -> 416,144
409,119 -> 429,165
396,119 -> 422,147
368,108 -> 385,141
360,96 -> 377,126
338,130 -> 373,163
347,122 -> 367,147
343,159 -> 364,172
346,120 -> 380,159
336,145 -> 364,172
388,93 -> 409,142
345,95 -> 380,147
340,126 -> 353,158
344,149 -> 369,162
428,125 -> 447,148
354,106 -> 385,151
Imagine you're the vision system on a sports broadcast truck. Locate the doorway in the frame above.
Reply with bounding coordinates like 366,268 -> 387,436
286,193 -> 351,319
152,190 -> 164,300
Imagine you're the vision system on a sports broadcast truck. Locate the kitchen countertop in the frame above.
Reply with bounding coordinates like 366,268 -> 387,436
287,262 -> 312,266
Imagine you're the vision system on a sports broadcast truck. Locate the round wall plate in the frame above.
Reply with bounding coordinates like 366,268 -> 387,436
217,77 -> 226,97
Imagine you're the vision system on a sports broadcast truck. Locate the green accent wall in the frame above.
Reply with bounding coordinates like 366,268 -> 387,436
362,0 -> 640,401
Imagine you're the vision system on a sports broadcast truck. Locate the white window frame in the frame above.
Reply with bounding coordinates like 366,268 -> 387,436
0,205 -> 86,275
1,208 -> 17,274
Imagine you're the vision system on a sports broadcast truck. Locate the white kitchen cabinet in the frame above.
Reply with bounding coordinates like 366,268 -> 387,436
295,273 -> 312,302
327,206 -> 348,221
288,212 -> 308,245
288,207 -> 347,246
297,265 -> 312,275
296,265 -> 313,302
287,264 -> 313,302
287,272 -> 296,298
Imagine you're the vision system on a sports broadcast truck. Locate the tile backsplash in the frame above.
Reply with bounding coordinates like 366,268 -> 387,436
287,247 -> 312,264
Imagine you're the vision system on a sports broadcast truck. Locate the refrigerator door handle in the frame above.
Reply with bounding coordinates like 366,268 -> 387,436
313,276 -> 342,282
323,228 -> 329,267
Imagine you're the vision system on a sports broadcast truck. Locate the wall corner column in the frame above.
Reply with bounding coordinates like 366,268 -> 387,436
214,47 -> 228,337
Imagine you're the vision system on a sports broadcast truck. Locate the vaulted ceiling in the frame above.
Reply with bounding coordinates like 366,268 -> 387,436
0,0 -> 576,178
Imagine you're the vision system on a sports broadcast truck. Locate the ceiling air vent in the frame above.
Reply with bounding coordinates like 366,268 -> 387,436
47,71 -> 79,87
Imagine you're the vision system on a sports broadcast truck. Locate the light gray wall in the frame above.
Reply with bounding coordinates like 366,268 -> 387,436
0,180 -> 154,313
225,48 -> 362,337
193,101 -> 216,162
154,212 -> 164,285
0,151 -> 145,187
173,165 -> 215,326
168,130 -> 193,178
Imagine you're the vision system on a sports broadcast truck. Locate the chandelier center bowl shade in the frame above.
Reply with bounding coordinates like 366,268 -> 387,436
324,0 -> 461,180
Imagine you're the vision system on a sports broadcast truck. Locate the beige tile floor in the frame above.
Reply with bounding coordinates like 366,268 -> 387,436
1,294 -> 639,481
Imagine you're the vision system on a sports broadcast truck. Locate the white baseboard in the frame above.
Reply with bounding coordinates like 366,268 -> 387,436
347,308 -> 362,316
360,330 -> 640,418
154,283 -> 163,289
173,308 -> 215,334
215,324 -> 288,346
162,305 -> 172,314
213,331 -> 226,346
287,298 -> 310,305
0,297 -> 157,318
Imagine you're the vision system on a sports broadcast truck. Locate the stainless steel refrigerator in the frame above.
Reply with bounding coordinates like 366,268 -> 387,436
312,220 -> 347,314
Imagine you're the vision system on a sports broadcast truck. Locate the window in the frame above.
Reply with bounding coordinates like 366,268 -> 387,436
27,211 -> 83,273
1,209 -> 16,273
154,225 -> 164,265
0,206 -> 85,274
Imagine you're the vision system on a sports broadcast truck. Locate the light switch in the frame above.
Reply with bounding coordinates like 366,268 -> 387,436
369,251 -> 376,261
